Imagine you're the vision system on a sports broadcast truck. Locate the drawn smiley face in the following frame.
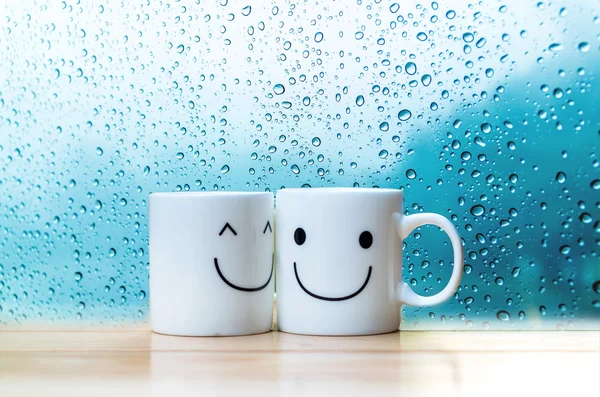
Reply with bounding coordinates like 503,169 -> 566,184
292,227 -> 373,301
214,220 -> 274,292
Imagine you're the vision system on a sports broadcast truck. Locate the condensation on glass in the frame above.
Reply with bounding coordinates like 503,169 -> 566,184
0,1 -> 598,329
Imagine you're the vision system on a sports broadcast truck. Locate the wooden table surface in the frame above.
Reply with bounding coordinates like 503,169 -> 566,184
0,330 -> 598,397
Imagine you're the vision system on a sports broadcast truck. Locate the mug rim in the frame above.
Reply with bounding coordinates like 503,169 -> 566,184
277,187 -> 402,195
150,191 -> 272,198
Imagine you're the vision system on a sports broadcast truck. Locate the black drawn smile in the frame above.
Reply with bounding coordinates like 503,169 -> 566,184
293,262 -> 372,301
214,254 -> 274,292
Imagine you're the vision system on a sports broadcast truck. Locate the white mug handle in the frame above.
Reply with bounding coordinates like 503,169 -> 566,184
393,212 -> 464,307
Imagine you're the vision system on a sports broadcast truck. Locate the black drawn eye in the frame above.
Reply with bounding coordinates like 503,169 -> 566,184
219,223 -> 237,236
294,228 -> 306,245
359,231 -> 373,249
263,220 -> 272,234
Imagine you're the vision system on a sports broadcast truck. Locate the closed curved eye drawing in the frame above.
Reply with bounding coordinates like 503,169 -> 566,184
219,222 -> 237,236
263,220 -> 272,234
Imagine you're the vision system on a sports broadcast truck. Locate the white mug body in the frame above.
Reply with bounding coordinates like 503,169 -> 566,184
275,188 -> 464,336
150,192 -> 274,336
276,188 -> 402,335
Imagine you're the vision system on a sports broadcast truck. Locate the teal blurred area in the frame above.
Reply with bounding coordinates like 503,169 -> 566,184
0,0 -> 598,329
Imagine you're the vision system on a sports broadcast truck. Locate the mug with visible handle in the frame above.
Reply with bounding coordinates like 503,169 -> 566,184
275,188 -> 464,336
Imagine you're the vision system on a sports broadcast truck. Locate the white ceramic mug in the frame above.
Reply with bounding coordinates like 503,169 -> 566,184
275,188 -> 464,335
150,192 -> 274,336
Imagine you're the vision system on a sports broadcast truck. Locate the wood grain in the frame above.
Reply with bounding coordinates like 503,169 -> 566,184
0,330 -> 598,397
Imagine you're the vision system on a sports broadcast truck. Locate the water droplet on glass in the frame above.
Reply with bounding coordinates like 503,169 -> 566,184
406,169 -> 417,179
556,172 -> 567,183
485,68 -> 494,78
314,32 -> 324,43
471,205 -> 485,216
496,310 -> 510,321
379,150 -> 388,159
446,10 -> 456,19
481,123 -> 492,133
273,84 -> 285,95
405,62 -> 417,75
379,122 -> 389,131
398,109 -> 412,121
220,165 -> 230,174
579,213 -> 592,224
553,88 -> 564,99
96,147 -> 103,156
417,32 -> 428,41
421,74 -> 432,86
302,96 -> 311,106
241,5 -> 251,16
356,95 -> 365,106
549,43 -> 563,52
311,137 -> 321,147
462,33 -> 474,43
291,164 -> 300,174
592,281 -> 600,294
512,267 -> 521,277
577,42 -> 590,53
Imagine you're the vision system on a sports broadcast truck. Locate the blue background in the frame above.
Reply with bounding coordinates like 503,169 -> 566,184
0,0 -> 598,329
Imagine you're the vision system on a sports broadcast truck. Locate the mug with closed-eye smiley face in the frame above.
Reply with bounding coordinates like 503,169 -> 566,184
150,192 -> 274,336
275,188 -> 464,336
